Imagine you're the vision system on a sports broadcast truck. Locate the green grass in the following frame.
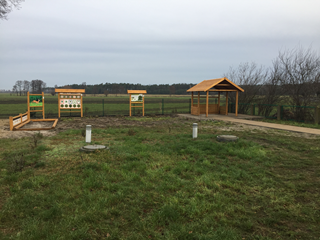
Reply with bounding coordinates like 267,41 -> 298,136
259,118 -> 320,129
0,117 -> 319,239
0,94 -> 191,118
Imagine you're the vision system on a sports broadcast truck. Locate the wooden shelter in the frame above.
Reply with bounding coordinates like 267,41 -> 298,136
55,89 -> 85,117
187,78 -> 244,117
127,90 -> 147,116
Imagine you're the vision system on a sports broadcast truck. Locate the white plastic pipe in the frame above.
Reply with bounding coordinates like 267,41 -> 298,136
86,125 -> 92,143
193,123 -> 198,139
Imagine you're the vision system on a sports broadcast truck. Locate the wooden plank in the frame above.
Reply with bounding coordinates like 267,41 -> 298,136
52,119 -> 58,128
9,116 -> 13,131
14,120 -> 31,130
208,89 -> 238,92
81,93 -> 83,117
30,110 -> 43,112
32,119 -> 58,122
206,91 -> 209,117
55,89 -> 85,93
131,106 -> 143,108
60,111 -> 82,113
42,92 -> 45,119
27,91 -> 30,120
29,94 -> 43,96
197,92 -> 200,108
129,93 -> 132,116
235,91 -> 238,117
226,92 -> 228,115
127,90 -> 147,94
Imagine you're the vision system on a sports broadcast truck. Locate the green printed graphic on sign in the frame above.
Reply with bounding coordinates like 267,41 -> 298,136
131,94 -> 144,102
29,95 -> 43,107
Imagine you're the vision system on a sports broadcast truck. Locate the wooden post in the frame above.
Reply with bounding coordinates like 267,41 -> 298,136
315,107 -> 319,125
277,105 -> 281,120
129,94 -> 132,116
197,92 -> 200,116
42,92 -> 45,119
9,116 -> 13,131
218,92 -> 220,113
81,93 -> 83,117
143,95 -> 145,116
225,92 -> 228,115
206,91 -> 209,117
27,91 -> 30,120
191,92 -> 194,106
58,93 -> 61,118
235,91 -> 239,117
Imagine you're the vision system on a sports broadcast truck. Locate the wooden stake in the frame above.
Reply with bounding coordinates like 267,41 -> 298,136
226,92 -> 228,115
206,91 -> 209,117
42,92 -> 45,119
235,91 -> 239,117
129,94 -> 132,116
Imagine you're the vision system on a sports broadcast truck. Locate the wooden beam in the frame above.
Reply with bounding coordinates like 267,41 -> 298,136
129,93 -> 132,116
215,84 -> 231,87
42,92 -> 45,119
208,89 -> 238,92
14,120 -> 31,130
27,92 -> 30,120
55,89 -> 85,93
235,91 -> 239,117
197,92 -> 200,108
206,91 -> 209,117
226,92 -> 228,115
191,92 -> 194,105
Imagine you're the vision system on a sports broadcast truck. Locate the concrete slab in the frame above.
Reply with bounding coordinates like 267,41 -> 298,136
178,114 -> 320,136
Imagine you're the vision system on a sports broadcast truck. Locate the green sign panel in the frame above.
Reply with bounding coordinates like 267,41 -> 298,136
29,95 -> 43,107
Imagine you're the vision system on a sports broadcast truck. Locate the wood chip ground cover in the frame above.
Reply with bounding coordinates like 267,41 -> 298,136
0,116 -> 319,239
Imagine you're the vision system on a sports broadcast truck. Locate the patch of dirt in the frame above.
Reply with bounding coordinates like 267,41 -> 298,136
1,115 -> 318,139
204,121 -> 319,139
0,116 -> 178,139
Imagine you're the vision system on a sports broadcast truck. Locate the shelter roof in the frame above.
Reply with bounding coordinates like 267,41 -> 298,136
127,90 -> 147,94
187,78 -> 244,92
55,89 -> 85,93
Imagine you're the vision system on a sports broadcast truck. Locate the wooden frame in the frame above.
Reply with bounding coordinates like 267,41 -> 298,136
127,90 -> 147,116
55,89 -> 85,117
9,91 -> 59,131
187,77 -> 244,117
28,92 -> 45,119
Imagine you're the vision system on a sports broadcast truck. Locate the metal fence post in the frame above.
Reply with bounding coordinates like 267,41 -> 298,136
102,99 -> 104,117
162,99 -> 164,115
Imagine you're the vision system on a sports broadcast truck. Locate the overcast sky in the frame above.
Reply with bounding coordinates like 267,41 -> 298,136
1,0 -> 320,90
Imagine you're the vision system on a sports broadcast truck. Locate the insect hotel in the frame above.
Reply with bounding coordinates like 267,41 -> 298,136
187,78 -> 244,117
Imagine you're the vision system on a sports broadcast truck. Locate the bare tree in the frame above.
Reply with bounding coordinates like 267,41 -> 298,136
104,90 -> 109,97
0,0 -> 24,20
224,62 -> 267,114
23,80 -> 30,95
31,79 -> 46,94
12,84 -> 18,95
276,46 -> 320,121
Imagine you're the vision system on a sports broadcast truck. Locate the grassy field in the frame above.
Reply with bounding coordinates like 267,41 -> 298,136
0,94 -> 196,118
0,117 -> 319,239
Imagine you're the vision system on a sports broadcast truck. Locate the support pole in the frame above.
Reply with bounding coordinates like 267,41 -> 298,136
235,91 -> 239,117
58,93 -> 61,118
226,92 -> 228,115
218,92 -> 220,113
81,94 -> 83,117
197,92 -> 200,115
42,92 -> 45,119
129,94 -> 132,116
27,91 -> 30,119
143,95 -> 145,116
206,91 -> 209,117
